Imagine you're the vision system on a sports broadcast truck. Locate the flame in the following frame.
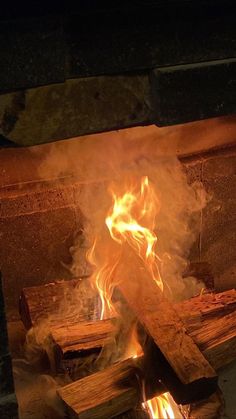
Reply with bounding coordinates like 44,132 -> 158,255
106,176 -> 163,291
142,393 -> 183,419
123,323 -> 143,360
87,239 -> 120,319
88,176 -> 163,319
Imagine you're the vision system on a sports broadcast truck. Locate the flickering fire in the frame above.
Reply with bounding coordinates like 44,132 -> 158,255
88,176 -> 182,418
142,393 -> 183,419
88,175 -> 163,319
106,176 -> 163,291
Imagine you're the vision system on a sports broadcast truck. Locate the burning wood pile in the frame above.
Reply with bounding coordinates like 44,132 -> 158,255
19,176 -> 236,418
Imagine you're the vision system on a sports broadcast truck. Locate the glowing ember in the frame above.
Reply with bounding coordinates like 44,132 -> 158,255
142,393 -> 183,419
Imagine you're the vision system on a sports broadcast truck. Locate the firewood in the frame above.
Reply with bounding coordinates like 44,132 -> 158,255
20,279 -> 236,379
190,311 -> 236,370
57,358 -> 142,419
48,318 -> 117,373
18,259 -> 214,330
115,247 -> 217,404
176,288 -> 236,331
19,278 -> 98,329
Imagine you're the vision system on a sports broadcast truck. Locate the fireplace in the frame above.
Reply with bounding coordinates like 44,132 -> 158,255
0,2 -> 236,419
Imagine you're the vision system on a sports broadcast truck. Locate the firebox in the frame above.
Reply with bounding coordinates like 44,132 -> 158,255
0,2 -> 236,419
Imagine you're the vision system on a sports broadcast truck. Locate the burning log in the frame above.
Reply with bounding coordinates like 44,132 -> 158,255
20,279 -> 236,380
115,249 -> 217,404
19,262 -> 214,330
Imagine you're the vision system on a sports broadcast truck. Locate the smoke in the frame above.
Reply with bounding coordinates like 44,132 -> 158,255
16,127 -> 209,417
37,127 -> 207,301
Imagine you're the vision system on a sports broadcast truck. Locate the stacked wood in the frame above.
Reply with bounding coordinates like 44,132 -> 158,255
20,277 -> 236,418
20,279 -> 236,382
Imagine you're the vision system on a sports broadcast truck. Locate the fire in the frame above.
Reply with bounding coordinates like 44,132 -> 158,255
88,175 -> 163,319
106,176 -> 163,292
142,393 -> 183,419
87,176 -> 183,418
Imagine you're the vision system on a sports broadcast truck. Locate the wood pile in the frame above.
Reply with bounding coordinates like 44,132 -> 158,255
19,273 -> 236,419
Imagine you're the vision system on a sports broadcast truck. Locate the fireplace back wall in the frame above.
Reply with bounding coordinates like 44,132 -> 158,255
0,119 -> 235,320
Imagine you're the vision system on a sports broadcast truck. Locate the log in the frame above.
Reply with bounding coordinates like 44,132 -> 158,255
115,248 -> 217,404
20,280 -> 236,384
20,279 -> 236,377
19,261 -> 214,330
190,311 -> 236,370
49,291 -> 236,377
57,358 -> 142,419
19,278 -> 98,329
48,318 -> 117,374
176,288 -> 236,331
57,326 -> 231,419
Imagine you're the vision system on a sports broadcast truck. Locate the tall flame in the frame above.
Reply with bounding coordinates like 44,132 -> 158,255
106,176 -> 163,292
87,175 -> 183,418
88,176 -> 163,319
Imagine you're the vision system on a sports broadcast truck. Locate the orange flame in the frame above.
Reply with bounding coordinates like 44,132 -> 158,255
88,176 -> 163,319
106,176 -> 163,291
142,393 -> 183,419
87,239 -> 120,319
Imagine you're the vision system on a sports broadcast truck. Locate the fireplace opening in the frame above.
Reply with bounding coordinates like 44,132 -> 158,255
1,2 -> 236,417
0,118 -> 235,419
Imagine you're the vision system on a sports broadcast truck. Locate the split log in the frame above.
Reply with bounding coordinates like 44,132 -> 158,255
48,318 -> 116,374
57,358 -> 142,419
115,247 -> 217,404
190,311 -> 236,370
19,261 -> 213,330
19,278 -> 98,329
176,288 -> 236,331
